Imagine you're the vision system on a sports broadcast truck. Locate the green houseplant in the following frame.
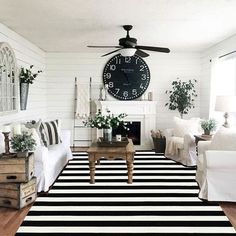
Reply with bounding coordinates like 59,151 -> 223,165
19,65 -> 42,110
200,118 -> 217,135
11,132 -> 37,157
165,78 -> 197,118
84,109 -> 128,141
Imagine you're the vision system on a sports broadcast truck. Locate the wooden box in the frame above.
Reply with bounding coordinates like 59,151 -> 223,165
0,177 -> 37,209
0,153 -> 34,183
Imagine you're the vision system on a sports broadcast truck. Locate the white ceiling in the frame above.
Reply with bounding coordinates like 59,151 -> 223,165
0,0 -> 236,53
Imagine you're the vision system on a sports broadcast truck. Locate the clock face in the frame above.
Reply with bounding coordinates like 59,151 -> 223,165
103,54 -> 150,100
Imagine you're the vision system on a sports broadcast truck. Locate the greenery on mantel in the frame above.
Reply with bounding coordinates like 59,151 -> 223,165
165,78 -> 197,118
19,65 -> 42,84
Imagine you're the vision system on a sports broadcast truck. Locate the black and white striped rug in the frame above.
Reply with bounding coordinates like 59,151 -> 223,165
16,151 -> 236,235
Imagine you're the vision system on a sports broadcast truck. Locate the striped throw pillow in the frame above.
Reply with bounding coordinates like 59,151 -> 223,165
39,120 -> 61,146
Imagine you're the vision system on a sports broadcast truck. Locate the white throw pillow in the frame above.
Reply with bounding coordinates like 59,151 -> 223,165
209,126 -> 236,151
173,116 -> 201,137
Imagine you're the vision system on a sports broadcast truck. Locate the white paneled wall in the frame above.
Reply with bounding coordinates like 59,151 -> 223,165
46,52 -> 201,146
200,32 -> 236,124
0,23 -> 46,127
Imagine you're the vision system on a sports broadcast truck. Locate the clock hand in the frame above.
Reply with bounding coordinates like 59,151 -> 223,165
122,72 -> 131,85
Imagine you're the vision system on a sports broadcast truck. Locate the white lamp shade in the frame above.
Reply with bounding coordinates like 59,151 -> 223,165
215,95 -> 236,112
120,48 -> 136,57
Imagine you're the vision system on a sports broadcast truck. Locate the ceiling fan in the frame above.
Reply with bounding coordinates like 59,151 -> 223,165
87,25 -> 170,57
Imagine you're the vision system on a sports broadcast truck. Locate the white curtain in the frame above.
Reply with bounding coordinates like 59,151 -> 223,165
209,57 -> 221,118
210,55 -> 236,126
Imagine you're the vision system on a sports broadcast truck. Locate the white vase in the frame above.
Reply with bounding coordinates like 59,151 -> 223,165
103,128 -> 112,142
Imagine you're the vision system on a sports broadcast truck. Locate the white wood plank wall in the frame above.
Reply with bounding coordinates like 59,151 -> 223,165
46,52 -> 201,146
0,23 -> 47,126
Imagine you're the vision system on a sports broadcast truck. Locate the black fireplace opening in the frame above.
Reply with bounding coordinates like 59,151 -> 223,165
112,121 -> 141,145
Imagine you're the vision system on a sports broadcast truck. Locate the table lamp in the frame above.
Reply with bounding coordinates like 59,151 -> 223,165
215,95 -> 236,128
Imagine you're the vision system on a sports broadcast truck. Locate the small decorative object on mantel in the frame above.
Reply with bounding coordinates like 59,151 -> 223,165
151,130 -> 166,153
11,132 -> 36,157
165,78 -> 197,118
98,84 -> 108,101
19,65 -> 42,110
200,118 -> 217,136
83,109 -> 128,142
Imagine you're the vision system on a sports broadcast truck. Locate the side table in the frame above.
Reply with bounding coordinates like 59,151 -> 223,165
194,135 -> 212,155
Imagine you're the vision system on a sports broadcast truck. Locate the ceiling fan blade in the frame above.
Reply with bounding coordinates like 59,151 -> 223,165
101,49 -> 122,57
135,49 -> 149,58
87,45 -> 121,48
136,45 -> 170,53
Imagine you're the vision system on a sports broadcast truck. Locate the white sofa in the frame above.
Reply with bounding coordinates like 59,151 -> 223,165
196,127 -> 236,202
34,129 -> 73,192
0,129 -> 73,192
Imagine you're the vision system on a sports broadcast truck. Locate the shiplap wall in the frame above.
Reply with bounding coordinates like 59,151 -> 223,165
46,52 -> 201,146
200,32 -> 236,125
0,23 -> 46,127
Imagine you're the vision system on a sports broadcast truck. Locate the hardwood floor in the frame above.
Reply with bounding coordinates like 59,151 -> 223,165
0,204 -> 31,236
0,147 -> 236,235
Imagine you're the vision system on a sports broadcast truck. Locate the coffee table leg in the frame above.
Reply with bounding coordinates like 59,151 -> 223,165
89,160 -> 96,184
126,159 -> 134,184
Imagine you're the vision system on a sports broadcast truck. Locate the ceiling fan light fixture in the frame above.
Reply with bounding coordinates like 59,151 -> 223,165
120,48 -> 136,57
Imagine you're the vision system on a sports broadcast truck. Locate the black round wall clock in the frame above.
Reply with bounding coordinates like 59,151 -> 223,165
103,54 -> 150,100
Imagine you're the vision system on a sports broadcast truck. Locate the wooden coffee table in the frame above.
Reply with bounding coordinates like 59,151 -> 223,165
87,139 -> 135,184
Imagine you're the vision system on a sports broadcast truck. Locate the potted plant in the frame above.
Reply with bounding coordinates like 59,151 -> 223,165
19,65 -> 42,110
165,78 -> 197,118
11,132 -> 37,157
84,109 -> 128,141
200,118 -> 217,135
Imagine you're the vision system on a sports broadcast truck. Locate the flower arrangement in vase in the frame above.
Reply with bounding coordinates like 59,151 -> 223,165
200,118 -> 217,135
19,65 -> 42,110
83,109 -> 128,141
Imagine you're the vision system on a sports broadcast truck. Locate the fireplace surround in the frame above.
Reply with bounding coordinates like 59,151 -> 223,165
95,101 -> 157,149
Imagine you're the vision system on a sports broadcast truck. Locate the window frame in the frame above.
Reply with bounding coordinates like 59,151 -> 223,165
0,42 -> 18,115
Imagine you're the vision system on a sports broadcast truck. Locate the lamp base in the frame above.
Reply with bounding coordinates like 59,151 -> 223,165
223,112 -> 229,128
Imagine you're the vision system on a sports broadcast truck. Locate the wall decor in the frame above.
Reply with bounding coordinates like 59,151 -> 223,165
103,54 -> 150,100
19,65 -> 42,110
0,42 -> 17,114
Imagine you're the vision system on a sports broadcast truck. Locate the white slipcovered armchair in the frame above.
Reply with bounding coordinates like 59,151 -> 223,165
164,117 -> 201,166
196,127 -> 236,202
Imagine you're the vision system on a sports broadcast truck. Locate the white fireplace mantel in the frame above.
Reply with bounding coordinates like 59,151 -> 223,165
95,100 -> 158,150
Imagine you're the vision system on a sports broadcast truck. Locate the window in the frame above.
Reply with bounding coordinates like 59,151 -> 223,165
0,42 -> 17,114
215,57 -> 236,95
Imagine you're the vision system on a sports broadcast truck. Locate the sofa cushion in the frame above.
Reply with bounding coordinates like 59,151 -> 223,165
39,120 -> 61,146
209,126 -> 236,151
173,116 -> 201,137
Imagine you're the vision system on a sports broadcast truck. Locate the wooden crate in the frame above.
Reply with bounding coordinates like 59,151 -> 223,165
0,177 -> 37,209
0,153 -> 34,183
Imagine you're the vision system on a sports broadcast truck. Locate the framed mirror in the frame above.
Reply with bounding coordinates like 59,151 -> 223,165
0,42 -> 17,114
